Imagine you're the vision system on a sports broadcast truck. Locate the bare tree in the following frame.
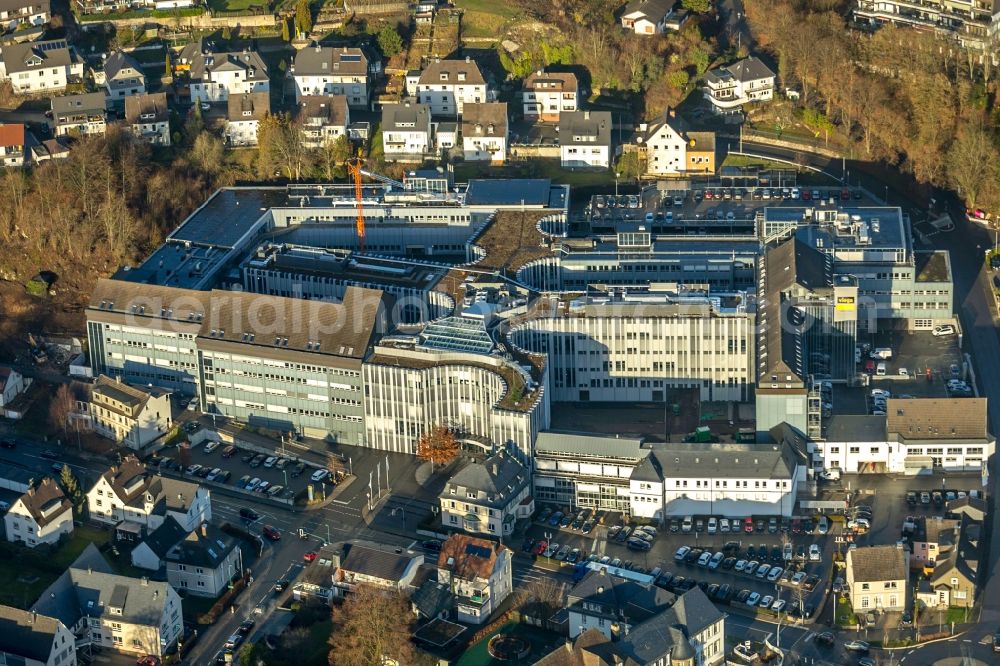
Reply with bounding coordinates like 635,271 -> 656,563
328,584 -> 416,666
48,383 -> 76,436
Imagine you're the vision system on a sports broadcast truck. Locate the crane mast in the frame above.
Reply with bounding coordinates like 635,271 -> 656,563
346,153 -> 366,253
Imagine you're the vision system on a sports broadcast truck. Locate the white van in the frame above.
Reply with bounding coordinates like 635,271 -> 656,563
681,516 -> 693,533
876,362 -> 887,376
871,347 -> 893,359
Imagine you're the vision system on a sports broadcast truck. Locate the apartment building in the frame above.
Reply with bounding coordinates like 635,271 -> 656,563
188,50 -> 269,103
522,70 -> 578,122
854,0 -> 998,52
461,102 -> 507,163
559,110 -> 612,168
292,46 -> 369,107
846,544 -> 909,613
439,449 -> 532,538
0,605 -> 76,666
224,91 -> 269,147
79,375 -> 171,450
640,109 -> 716,176
567,567 -> 676,639
437,534 -> 512,625
124,92 -> 170,146
4,478 -> 73,547
381,101 -> 433,161
703,56 -> 775,114
510,286 -> 755,404
164,523 -> 242,597
295,95 -> 349,148
0,0 -> 50,31
102,50 -> 145,102
51,93 -> 106,137
0,39 -> 82,94
414,57 -> 487,116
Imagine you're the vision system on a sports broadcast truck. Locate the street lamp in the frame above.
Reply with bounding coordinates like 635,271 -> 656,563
615,172 -> 621,197
392,506 -> 406,532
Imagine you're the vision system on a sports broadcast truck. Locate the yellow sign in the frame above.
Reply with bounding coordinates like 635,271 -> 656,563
836,296 -> 855,312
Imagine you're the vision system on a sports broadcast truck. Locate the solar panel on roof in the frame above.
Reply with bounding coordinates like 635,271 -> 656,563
341,54 -> 361,62
465,544 -> 491,559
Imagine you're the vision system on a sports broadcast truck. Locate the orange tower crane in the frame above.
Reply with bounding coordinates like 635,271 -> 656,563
346,152 -> 366,253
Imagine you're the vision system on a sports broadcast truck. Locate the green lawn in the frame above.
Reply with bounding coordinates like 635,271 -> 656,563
454,0 -> 517,19
454,160 -> 616,187
456,622 -> 561,666
206,0 -> 268,11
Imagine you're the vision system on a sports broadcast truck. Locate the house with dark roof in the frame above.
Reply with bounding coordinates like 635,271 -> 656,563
51,92 -> 106,137
414,57 -> 488,116
125,92 -> 170,146
437,534 -> 512,624
640,108 -> 716,176
567,568 -> 676,639
927,514 -> 981,608
381,100 -> 432,162
846,544 -> 908,613
522,70 -> 578,122
0,39 -> 82,94
188,49 -> 268,104
31,136 -> 70,164
619,0 -> 678,35
225,91 -> 269,147
295,95 -> 350,148
0,0 -> 50,32
332,542 -> 424,597
102,50 -> 145,102
559,110 -> 612,168
703,56 -> 775,114
79,374 -> 171,450
129,515 -> 187,571
0,604 -> 76,666
461,102 -> 508,164
86,456 -> 212,532
292,45 -> 370,108
440,448 -> 531,538
4,477 -> 73,547
165,522 -> 242,597
946,495 -> 987,522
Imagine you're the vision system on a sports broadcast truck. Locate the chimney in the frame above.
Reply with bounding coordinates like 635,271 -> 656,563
200,523 -> 208,537
87,566 -> 92,575
465,55 -> 470,63
31,611 -> 36,624
315,45 -> 321,53
141,577 -> 148,586
668,107 -> 675,118
598,586 -> 605,594
584,111 -> 590,120
491,462 -> 498,475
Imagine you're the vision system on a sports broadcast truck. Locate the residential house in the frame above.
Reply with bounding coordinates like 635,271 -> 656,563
846,544 -> 909,613
559,111 -> 612,169
292,45 -> 369,108
437,534 -> 512,625
0,605 -> 77,666
566,567 -> 675,639
619,0 -> 677,35
908,516 -> 958,570
461,102 -> 508,164
331,542 -> 424,597
188,49 -> 269,103
51,92 -> 107,137
86,456 -> 212,532
434,120 -> 457,152
295,95 -> 349,148
927,514 -> 981,608
225,91 -> 269,147
522,70 -> 578,122
30,137 -> 69,163
703,56 -> 776,114
0,365 -> 26,411
3,477 -> 73,547
124,92 -> 170,146
164,522 -> 242,597
0,123 -> 26,167
79,375 -> 171,450
0,0 -> 50,31
32,547 -> 183,658
381,101 -> 432,162
641,109 -> 716,176
102,51 -> 145,103
439,448 -> 532,538
130,515 -> 187,571
415,57 -> 488,116
947,496 -> 987,522
0,39 -> 82,94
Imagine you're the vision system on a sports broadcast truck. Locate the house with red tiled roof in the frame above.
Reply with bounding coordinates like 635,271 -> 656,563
437,534 -> 512,624
0,123 -> 26,167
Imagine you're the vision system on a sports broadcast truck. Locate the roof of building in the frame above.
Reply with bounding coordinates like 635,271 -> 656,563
33,137 -> 71,160
465,179 -> 551,206
104,50 -> 142,81
437,534 -> 507,581
442,450 -> 528,510
824,415 -> 887,442
31,545 -> 125,629
705,56 -> 775,85
93,375 -> 163,416
461,102 -> 507,139
848,545 -> 908,583
0,0 -> 50,13
125,92 -> 169,125
559,111 -> 612,147
293,45 -> 367,77
887,398 -> 990,441
411,579 -> 453,619
420,313 -> 493,354
930,514 -> 980,586
0,123 -> 25,147
622,0 -> 676,19
535,430 -> 646,460
1,39 -> 73,75
523,70 -> 578,93
533,628 -> 610,666
641,440 -> 801,482
382,102 -> 430,132
189,50 -> 268,82
165,523 -> 238,568
139,516 -> 188,560
0,605 -> 62,663
98,456 -> 153,502
339,543 -> 422,582
51,92 -> 105,118
417,57 -> 485,86
14,477 -> 71,528
568,568 -> 675,625
227,91 -> 270,122
0,365 -> 15,391
153,476 -> 203,513
946,495 -> 987,520
295,95 -> 349,127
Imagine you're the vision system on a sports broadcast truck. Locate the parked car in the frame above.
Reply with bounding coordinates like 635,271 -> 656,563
262,525 -> 281,541
746,592 -> 761,607
809,544 -> 822,561
239,507 -> 259,521
311,468 -> 331,483
844,640 -> 870,653
291,462 -> 307,477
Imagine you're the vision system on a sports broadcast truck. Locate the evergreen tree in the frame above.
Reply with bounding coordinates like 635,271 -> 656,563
59,465 -> 84,515
281,17 -> 290,42
164,53 -> 172,78
294,0 -> 312,37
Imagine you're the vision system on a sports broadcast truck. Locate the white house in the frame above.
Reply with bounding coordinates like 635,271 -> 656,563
4,478 -> 73,548
295,95 -> 349,149
381,101 -> 432,161
87,457 -> 212,532
414,57 -> 488,116
461,102 -> 507,164
522,70 -> 578,122
129,515 -> 187,571
437,534 -> 512,625
567,568 -> 675,639
188,50 -> 269,104
332,542 -> 424,597
0,123 -> 25,167
0,365 -> 26,412
440,449 -> 532,538
846,544 -> 909,613
619,0 -> 677,34
0,605 -> 77,666
703,56 -> 776,114
225,91 -> 269,147
51,93 -> 106,137
164,523 -> 242,597
124,92 -> 170,147
559,110 -> 612,169
102,51 -> 145,103
78,375 -> 171,450
292,45 -> 369,108
0,0 -> 50,32
641,109 -> 717,176
0,39 -> 82,94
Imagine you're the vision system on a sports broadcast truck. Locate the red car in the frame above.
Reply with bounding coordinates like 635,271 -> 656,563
303,551 -> 318,563
262,525 -> 281,541
743,517 -> 754,533
221,445 -> 237,458
791,518 -> 802,534
532,540 -> 548,556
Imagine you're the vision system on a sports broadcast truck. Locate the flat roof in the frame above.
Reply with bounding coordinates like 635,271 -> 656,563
465,179 -> 551,206
535,430 -> 646,459
824,414 -> 887,442
169,188 -> 284,249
